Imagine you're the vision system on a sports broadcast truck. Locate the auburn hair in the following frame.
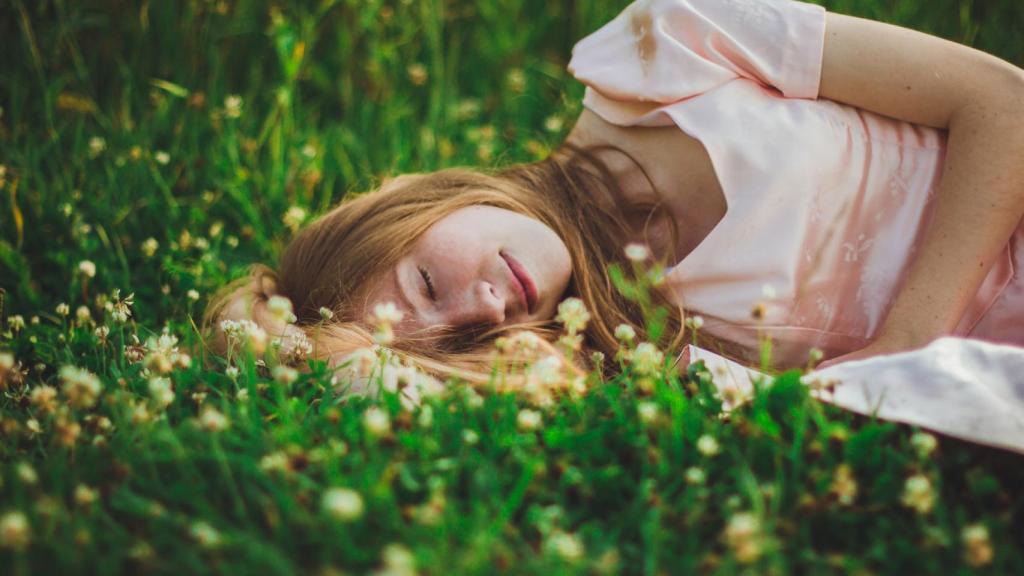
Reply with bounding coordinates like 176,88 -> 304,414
204,143 -> 739,384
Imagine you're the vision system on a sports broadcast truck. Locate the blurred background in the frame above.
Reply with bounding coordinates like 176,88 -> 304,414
2,0 -> 1022,324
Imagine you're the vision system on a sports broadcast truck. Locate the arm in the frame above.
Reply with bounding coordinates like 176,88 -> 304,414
815,12 -> 1024,368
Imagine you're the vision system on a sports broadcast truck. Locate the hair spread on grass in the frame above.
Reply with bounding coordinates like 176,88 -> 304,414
203,143 -> 742,384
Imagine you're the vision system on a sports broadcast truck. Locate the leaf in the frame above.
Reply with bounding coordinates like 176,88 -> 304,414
150,78 -> 191,98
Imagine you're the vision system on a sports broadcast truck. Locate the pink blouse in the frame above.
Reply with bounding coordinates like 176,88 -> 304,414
568,0 -> 1022,366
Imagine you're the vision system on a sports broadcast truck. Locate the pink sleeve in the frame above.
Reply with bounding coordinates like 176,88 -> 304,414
568,0 -> 827,103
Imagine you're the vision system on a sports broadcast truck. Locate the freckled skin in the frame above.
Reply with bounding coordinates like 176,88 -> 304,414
360,205 -> 573,339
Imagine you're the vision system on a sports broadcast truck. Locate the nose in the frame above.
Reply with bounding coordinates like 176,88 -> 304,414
446,280 -> 506,328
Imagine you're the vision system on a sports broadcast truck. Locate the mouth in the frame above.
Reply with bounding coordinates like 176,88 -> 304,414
500,251 -> 538,315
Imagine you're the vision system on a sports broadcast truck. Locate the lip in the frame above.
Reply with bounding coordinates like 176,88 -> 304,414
500,251 -> 538,315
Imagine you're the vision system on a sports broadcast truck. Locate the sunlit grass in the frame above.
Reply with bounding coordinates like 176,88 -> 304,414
2,0 -> 1023,573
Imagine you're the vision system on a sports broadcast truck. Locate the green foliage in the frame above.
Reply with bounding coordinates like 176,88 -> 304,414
1,0 -> 1023,574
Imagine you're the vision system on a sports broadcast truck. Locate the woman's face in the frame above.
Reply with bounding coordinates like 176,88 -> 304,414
359,205 -> 573,342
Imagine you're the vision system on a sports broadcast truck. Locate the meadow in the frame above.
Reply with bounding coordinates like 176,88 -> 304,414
2,0 -> 1024,573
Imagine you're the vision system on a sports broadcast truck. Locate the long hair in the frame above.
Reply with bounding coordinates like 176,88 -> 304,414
204,143 -> 738,383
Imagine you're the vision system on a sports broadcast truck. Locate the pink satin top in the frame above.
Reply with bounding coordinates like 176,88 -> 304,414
568,0 -> 1021,366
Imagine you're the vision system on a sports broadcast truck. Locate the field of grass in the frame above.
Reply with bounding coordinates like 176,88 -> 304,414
2,0 -> 1024,573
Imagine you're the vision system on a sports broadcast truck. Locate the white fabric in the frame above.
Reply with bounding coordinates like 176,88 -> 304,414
686,337 -> 1024,454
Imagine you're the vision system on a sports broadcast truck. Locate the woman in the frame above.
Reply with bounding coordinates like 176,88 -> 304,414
207,0 -> 1024,439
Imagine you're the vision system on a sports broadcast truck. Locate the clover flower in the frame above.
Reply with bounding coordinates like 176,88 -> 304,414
29,385 -> 58,414
87,136 -> 106,158
75,306 -> 92,324
637,401 -> 659,425
198,406 -> 230,433
78,260 -> 96,279
363,407 -> 391,438
16,462 -> 38,485
74,485 -> 98,507
901,473 -> 935,515
59,365 -> 102,409
224,95 -> 243,119
141,238 -> 159,258
829,464 -> 858,506
7,315 -> 25,333
517,409 -> 542,432
282,206 -> 307,233
272,365 -> 298,386
696,434 -> 721,457
961,524 -> 993,567
910,432 -> 938,458
0,511 -> 30,551
723,512 -> 764,564
556,297 -> 591,335
629,342 -> 664,376
369,302 -> 403,345
190,521 -> 222,548
148,377 -> 175,409
545,530 -> 584,563
684,315 -> 705,330
220,319 -> 268,354
266,295 -> 297,324
318,307 -> 334,321
56,303 -> 70,317
614,324 -> 636,344
624,243 -> 650,262
684,467 -> 706,486
322,487 -> 364,522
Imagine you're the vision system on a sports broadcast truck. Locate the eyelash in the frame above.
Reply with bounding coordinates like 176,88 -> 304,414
418,266 -> 436,300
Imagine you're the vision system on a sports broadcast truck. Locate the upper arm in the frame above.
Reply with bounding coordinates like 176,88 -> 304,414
819,12 -> 1024,129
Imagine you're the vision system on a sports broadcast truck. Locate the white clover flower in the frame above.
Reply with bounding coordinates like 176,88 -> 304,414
637,401 -> 659,425
220,319 -> 267,354
198,406 -> 230,433
148,377 -> 175,409
318,307 -> 334,321
724,512 -> 763,564
0,352 -> 14,373
546,530 -> 584,562
87,136 -> 106,158
684,466 -> 706,485
154,151 -> 170,165
74,485 -> 98,506
59,365 -> 102,409
381,543 -> 416,572
16,462 -> 38,485
266,295 -> 296,325
76,306 -> 92,323
94,326 -> 110,340
141,238 -> 159,258
225,366 -> 239,380
56,303 -> 70,317
190,521 -> 221,548
544,115 -> 564,133
282,206 -> 308,233
517,409 -> 542,432
696,434 -> 721,457
322,487 -> 364,522
527,355 -> 563,387
371,302 -> 404,326
624,243 -> 650,262
614,324 -> 636,343
556,297 -> 591,335
829,464 -> 858,506
901,474 -> 935,515
684,315 -> 705,330
186,289 -> 200,301
224,94 -> 243,119
629,342 -> 664,376
910,432 -> 938,458
272,365 -> 298,386
259,451 -> 290,474
962,524 -> 993,567
461,429 -> 479,446
808,347 -> 824,363
363,407 -> 391,438
8,315 -> 25,332
0,511 -> 30,551
78,260 -> 97,278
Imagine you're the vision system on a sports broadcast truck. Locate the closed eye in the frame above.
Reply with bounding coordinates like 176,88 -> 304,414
418,266 -> 437,301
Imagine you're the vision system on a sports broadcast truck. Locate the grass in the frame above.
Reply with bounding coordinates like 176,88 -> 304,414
2,0 -> 1023,573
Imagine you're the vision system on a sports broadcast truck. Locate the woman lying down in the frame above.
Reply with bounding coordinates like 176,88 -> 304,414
206,0 -> 1024,454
